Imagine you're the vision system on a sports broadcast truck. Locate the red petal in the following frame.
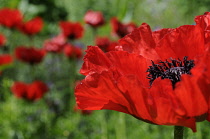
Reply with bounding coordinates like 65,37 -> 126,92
75,70 -> 130,113
195,12 -> 210,30
155,25 -> 205,60
117,75 -> 153,121
119,23 -> 159,60
152,28 -> 173,43
106,51 -> 150,87
80,46 -> 111,75
149,78 -> 196,131
174,75 -> 208,117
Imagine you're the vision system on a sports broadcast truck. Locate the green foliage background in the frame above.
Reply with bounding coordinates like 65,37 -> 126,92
0,0 -> 209,139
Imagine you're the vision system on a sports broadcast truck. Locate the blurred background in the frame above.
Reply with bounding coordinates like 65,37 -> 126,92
0,0 -> 210,138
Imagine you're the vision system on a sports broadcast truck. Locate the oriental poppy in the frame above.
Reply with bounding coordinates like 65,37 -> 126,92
0,33 -> 6,47
11,81 -> 48,101
0,54 -> 13,72
0,54 -> 13,75
43,34 -> 67,53
84,10 -> 105,27
95,36 -> 119,52
95,36 -> 111,50
59,21 -> 84,40
15,46 -> 46,65
0,8 -> 22,28
18,17 -> 43,36
111,17 -> 137,38
75,13 -> 210,132
63,44 -> 82,59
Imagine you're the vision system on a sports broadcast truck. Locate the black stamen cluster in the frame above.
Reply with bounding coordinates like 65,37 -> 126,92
147,56 -> 195,87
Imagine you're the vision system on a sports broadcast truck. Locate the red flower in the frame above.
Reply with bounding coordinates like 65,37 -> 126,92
95,36 -> 119,52
59,21 -> 84,40
0,8 -> 22,28
15,46 -> 46,65
75,16 -> 210,131
63,44 -> 82,59
84,10 -> 105,27
18,17 -> 43,35
95,36 -> 111,50
0,54 -> 13,66
11,81 -> 48,101
0,54 -> 13,74
43,34 -> 66,53
0,33 -> 6,47
111,17 -> 137,38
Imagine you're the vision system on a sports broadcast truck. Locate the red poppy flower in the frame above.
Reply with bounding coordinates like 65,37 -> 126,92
15,46 -> 46,65
43,34 -> 66,53
18,17 -> 43,35
0,33 -> 6,47
95,36 -> 119,52
63,44 -> 82,59
75,17 -> 210,131
0,54 -> 13,66
84,10 -> 105,27
95,36 -> 111,50
11,81 -> 48,101
59,21 -> 84,40
0,8 -> 22,28
111,17 -> 137,38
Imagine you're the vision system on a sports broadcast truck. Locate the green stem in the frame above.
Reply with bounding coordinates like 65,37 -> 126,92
174,126 -> 184,139
92,27 -> 97,43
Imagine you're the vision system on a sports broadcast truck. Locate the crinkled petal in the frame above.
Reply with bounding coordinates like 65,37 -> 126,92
80,46 -> 111,75
118,23 -> 159,60
106,51 -> 150,87
174,75 -> 208,117
155,25 -> 205,60
152,28 -> 173,43
195,12 -> 210,30
149,78 -> 196,131
75,70 -> 131,113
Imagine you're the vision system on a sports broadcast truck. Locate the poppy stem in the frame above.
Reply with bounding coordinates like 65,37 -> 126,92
174,126 -> 184,139
92,27 -> 97,43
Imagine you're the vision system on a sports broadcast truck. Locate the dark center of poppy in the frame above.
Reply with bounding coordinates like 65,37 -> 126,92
147,56 -> 195,87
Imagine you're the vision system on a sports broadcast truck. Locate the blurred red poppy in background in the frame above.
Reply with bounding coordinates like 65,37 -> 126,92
95,36 -> 111,50
0,33 -> 6,47
95,36 -> 119,52
111,17 -> 137,38
63,44 -> 82,59
18,17 -> 44,36
84,10 -> 105,27
11,81 -> 48,101
15,46 -> 46,65
0,54 -> 13,66
0,8 -> 22,28
59,21 -> 84,40
43,34 -> 67,53
75,14 -> 210,132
